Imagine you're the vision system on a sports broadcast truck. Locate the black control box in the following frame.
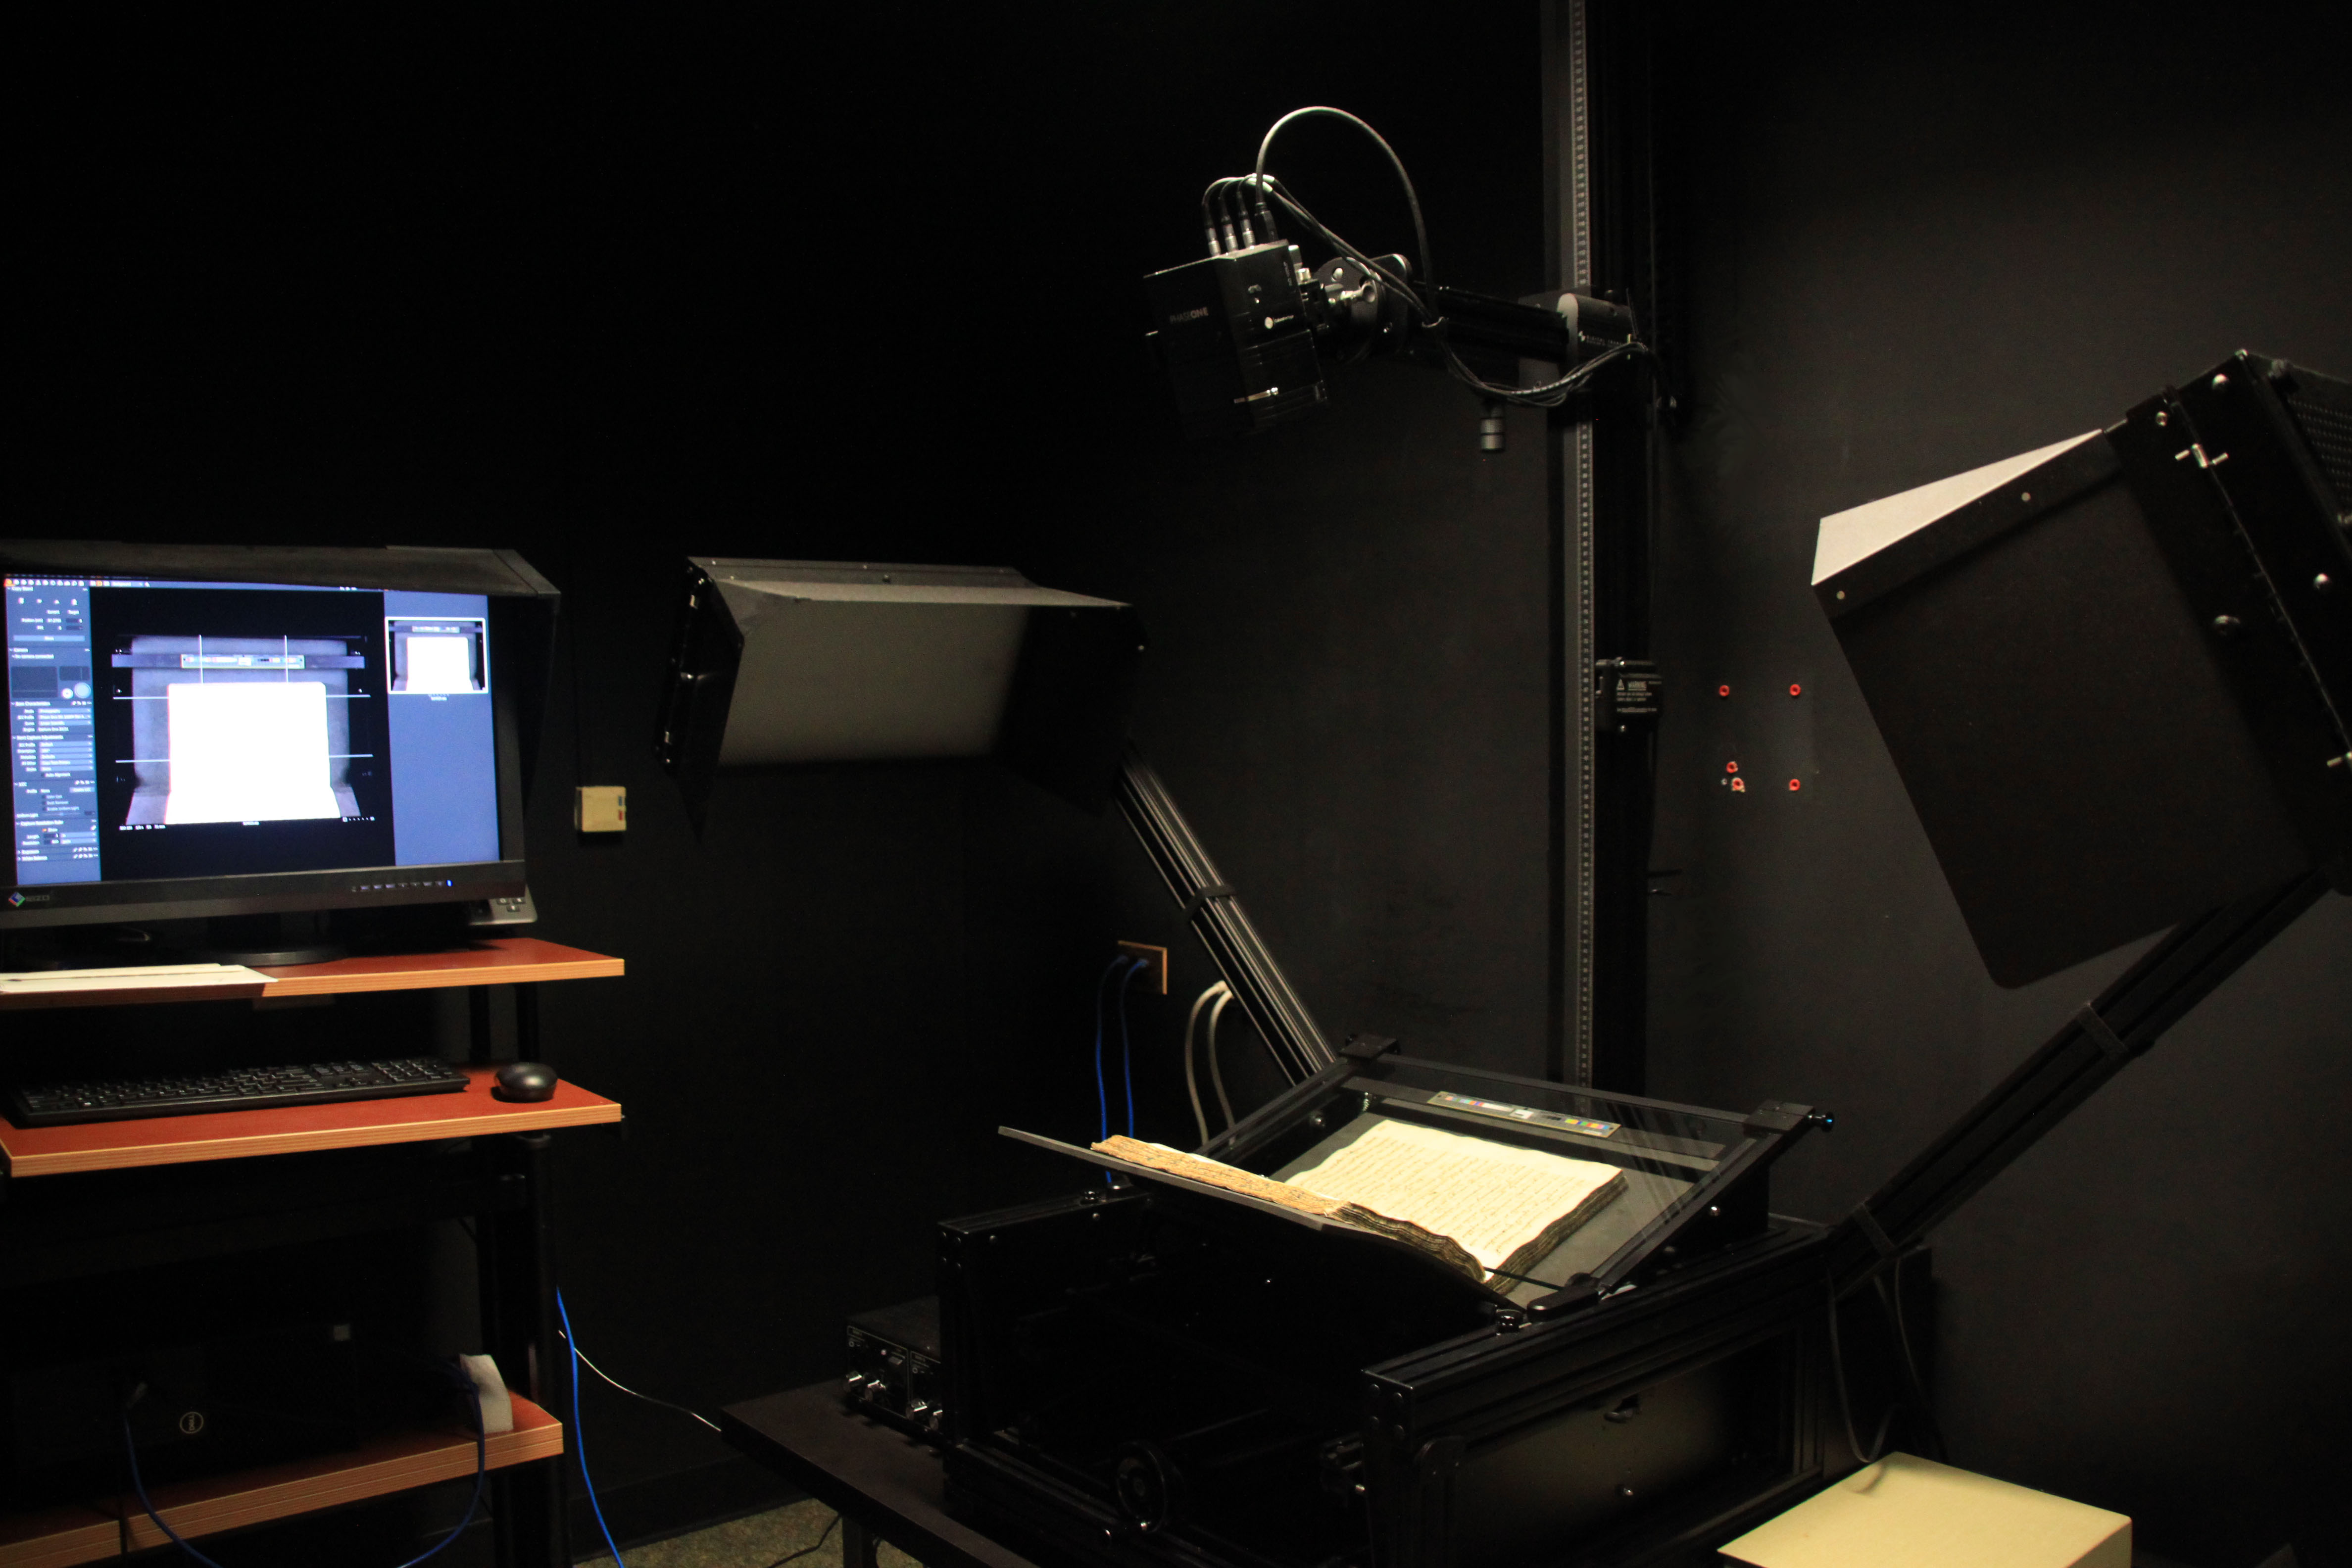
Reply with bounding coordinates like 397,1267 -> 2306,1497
1596,657 -> 1664,734
4,1240 -> 470,1510
5,1320 -> 361,1506
844,1296 -> 944,1443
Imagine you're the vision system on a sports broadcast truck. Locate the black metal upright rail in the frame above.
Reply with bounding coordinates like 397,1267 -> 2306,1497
1116,745 -> 1334,1083
1542,0 -> 1672,1093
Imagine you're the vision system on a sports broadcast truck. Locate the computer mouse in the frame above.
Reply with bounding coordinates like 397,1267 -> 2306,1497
492,1062 -> 559,1102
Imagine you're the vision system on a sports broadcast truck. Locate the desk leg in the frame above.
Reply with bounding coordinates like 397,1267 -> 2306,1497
841,1515 -> 881,1568
469,987 -> 496,1064
477,1130 -> 570,1568
515,980 -> 541,1061
466,982 -> 539,1065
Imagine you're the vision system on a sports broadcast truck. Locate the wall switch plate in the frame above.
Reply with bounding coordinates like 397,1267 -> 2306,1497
1117,940 -> 1168,994
575,786 -> 627,833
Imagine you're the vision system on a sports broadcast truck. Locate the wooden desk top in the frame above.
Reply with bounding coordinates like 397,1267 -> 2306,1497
723,1382 -> 1045,1568
0,1064 -> 623,1179
0,938 -> 624,1012
252,937 -> 624,998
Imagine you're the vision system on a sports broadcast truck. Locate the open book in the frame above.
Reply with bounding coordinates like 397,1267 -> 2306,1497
1093,1117 -> 1625,1287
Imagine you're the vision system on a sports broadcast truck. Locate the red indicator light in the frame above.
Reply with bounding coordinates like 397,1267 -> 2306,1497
1717,684 -> 1731,698
1730,777 -> 1747,793
1725,760 -> 1740,774
1788,778 -> 1802,791
1789,684 -> 1803,697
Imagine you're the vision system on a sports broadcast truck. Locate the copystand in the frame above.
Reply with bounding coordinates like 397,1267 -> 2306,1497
0,938 -> 623,1568
712,348 -> 2347,1565
939,1057 -> 1828,1568
922,355 -> 2348,1568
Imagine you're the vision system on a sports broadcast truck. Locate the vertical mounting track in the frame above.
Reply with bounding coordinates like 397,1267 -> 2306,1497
1545,0 -> 1663,1092
1549,0 -> 1601,1087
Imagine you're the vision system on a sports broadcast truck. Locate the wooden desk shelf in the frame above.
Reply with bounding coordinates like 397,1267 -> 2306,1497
0,941 -> 622,1567
0,1064 -> 624,1179
0,938 -> 624,1013
0,1396 -> 563,1568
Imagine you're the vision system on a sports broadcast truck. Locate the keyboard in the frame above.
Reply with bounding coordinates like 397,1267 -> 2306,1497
6,1056 -> 472,1127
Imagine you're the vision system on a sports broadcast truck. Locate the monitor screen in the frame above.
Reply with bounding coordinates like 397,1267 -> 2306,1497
3,546 -> 548,933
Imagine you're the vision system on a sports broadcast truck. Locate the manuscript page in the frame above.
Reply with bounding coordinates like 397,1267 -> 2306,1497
1282,1117 -> 1622,1275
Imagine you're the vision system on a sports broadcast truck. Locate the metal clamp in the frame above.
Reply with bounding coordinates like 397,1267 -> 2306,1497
1847,1201 -> 1899,1262
1180,883 -> 1237,921
2074,1002 -> 2131,1063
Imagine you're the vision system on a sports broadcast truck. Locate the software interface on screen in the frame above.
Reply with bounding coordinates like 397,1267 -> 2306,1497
7,576 -> 500,890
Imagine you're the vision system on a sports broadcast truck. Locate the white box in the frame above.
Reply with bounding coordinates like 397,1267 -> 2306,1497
1719,1453 -> 2130,1568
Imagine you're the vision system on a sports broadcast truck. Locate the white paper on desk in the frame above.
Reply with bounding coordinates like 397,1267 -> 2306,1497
0,963 -> 268,994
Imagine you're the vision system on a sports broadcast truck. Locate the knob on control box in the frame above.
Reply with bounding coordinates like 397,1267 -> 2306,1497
843,1296 -> 946,1444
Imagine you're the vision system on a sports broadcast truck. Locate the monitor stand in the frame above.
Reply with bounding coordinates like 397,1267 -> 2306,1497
4,904 -> 489,974
0,917 -> 337,973
194,913 -> 347,968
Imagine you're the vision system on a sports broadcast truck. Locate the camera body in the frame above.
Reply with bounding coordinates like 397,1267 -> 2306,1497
1145,243 -> 1329,439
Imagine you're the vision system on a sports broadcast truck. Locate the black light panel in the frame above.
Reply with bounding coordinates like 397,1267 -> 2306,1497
1814,353 -> 2352,986
656,560 -> 1145,831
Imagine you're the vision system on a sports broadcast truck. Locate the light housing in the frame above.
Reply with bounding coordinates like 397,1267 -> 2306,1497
1814,352 -> 2352,985
656,559 -> 1145,831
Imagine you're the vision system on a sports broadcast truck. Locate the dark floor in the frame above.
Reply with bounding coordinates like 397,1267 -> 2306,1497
573,1489 -> 2260,1568
577,1497 -> 920,1568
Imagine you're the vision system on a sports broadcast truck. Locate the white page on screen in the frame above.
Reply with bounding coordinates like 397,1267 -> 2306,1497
163,681 -> 342,824
403,635 -> 476,693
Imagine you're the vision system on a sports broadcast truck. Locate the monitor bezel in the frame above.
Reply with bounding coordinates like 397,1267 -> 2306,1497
1,541 -> 553,933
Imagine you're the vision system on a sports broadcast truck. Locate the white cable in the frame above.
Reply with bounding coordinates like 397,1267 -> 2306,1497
1183,981 -> 1226,1149
564,1329 -> 722,1433
1205,988 -> 1238,1131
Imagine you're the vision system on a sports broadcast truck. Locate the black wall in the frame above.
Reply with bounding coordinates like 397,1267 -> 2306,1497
16,0 -> 1560,1545
16,6 -> 2347,1566
1645,9 -> 2352,1567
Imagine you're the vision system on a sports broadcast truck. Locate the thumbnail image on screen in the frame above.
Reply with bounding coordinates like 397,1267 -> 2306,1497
388,618 -> 487,694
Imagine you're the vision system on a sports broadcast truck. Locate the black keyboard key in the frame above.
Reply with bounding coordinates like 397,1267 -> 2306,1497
4,1056 -> 473,1127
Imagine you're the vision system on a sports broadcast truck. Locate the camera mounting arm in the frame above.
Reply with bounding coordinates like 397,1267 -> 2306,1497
1147,106 -> 1648,441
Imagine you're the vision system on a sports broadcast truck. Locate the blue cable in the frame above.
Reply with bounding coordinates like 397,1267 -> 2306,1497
559,1289 -> 628,1568
1091,954 -> 1134,1145
123,1362 -> 485,1568
391,1373 -> 487,1568
123,1417 -> 231,1568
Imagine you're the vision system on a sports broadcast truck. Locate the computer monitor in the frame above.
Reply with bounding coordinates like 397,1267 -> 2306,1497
3,542 -> 556,955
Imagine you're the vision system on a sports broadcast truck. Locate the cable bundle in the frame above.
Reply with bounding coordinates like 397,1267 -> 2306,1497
1200,105 -> 1654,410
1183,980 -> 1240,1149
1094,953 -> 1149,1144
